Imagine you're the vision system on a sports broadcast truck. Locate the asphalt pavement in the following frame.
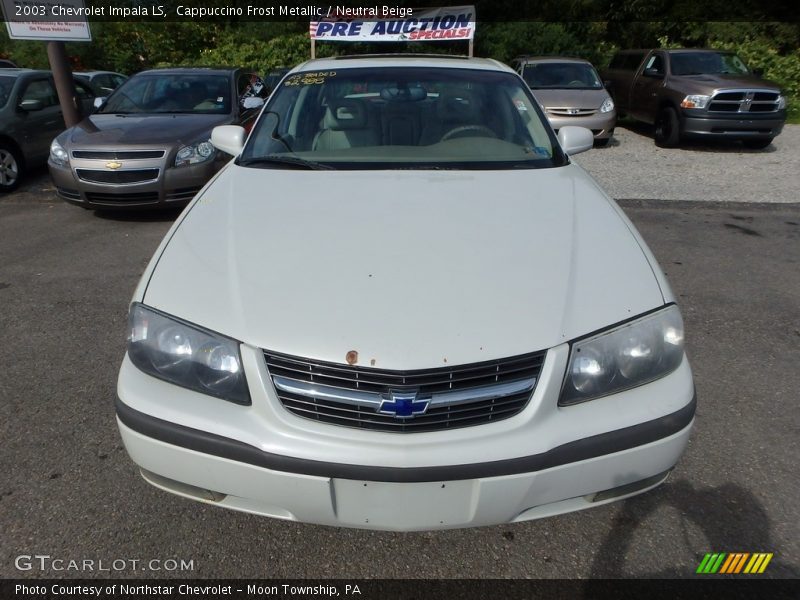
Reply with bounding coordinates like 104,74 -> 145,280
1,154 -> 799,579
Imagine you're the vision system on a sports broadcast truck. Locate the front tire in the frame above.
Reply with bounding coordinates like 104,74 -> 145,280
654,106 -> 680,148
0,143 -> 22,193
594,138 -> 611,148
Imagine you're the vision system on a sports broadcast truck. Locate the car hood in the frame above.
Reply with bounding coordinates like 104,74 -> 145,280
142,165 -> 665,370
672,73 -> 782,94
65,113 -> 232,147
530,88 -> 609,109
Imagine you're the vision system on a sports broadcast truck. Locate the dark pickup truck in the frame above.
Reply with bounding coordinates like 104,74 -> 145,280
602,49 -> 786,149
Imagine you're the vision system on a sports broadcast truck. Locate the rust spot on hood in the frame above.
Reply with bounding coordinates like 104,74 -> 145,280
345,350 -> 358,365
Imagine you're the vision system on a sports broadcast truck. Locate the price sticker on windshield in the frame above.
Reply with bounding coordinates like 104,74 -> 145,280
284,71 -> 337,86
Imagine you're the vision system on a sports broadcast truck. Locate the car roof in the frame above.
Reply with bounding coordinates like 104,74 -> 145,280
74,70 -> 126,77
292,54 -> 514,74
0,69 -> 51,78
515,56 -> 593,65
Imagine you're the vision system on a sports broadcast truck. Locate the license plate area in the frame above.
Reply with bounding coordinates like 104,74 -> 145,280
333,479 -> 476,529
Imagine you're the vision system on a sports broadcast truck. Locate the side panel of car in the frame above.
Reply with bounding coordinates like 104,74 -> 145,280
629,51 -> 667,124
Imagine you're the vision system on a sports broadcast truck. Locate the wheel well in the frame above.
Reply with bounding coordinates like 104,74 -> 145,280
0,135 -> 25,169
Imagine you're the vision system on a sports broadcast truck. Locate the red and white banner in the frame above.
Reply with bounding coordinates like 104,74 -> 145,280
310,5 -> 476,42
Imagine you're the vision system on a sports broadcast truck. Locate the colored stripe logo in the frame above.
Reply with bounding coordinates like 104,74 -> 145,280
696,552 -> 773,574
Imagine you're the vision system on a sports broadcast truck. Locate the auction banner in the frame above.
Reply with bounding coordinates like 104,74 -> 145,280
310,5 -> 476,42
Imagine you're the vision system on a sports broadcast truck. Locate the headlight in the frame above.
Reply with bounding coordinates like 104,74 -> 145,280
127,303 -> 250,404
777,95 -> 786,110
600,98 -> 615,113
49,139 -> 69,167
174,140 -> 216,167
559,305 -> 685,406
680,95 -> 711,109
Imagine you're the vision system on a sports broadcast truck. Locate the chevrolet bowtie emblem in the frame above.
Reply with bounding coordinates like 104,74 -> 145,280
106,161 -> 122,170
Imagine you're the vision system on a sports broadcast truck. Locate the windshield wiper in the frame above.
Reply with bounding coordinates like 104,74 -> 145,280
237,155 -> 333,170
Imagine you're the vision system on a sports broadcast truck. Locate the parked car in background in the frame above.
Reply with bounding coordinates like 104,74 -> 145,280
602,49 -> 786,149
74,70 -> 128,97
49,67 -> 267,209
0,69 -> 96,192
0,59 -> 19,68
513,56 -> 616,146
115,55 -> 695,531
263,67 -> 290,96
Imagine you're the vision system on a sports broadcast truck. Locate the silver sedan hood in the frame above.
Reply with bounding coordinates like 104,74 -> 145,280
142,164 -> 665,370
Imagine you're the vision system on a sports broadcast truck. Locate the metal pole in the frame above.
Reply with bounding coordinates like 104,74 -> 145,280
311,38 -> 316,59
46,41 -> 82,127
468,38 -> 474,57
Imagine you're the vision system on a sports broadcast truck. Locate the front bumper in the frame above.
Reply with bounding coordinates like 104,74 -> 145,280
680,110 -> 786,140
547,111 -> 616,140
48,156 -> 224,209
116,343 -> 695,530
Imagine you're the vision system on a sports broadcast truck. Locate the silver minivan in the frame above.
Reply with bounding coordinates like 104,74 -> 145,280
513,56 -> 617,146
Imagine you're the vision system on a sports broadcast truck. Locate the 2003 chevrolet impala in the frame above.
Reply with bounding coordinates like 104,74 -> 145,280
116,55 -> 695,530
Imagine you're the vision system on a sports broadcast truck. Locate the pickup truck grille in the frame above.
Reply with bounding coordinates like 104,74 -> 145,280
708,90 -> 781,113
264,350 -> 546,433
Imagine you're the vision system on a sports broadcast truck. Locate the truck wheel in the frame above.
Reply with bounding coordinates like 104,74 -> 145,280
0,143 -> 22,193
594,138 -> 611,148
654,107 -> 680,148
743,138 -> 773,150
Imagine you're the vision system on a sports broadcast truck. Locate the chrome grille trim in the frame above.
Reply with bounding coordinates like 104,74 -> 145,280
708,89 -> 780,113
71,149 -> 166,160
264,349 -> 545,433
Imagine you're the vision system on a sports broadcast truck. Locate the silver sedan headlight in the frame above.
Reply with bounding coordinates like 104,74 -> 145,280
174,140 -> 216,167
49,139 -> 69,167
559,305 -> 685,406
127,303 -> 250,404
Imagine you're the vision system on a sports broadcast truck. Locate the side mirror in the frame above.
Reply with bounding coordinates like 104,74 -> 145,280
242,96 -> 264,110
19,98 -> 43,111
211,125 -> 246,156
93,96 -> 107,109
752,68 -> 764,78
558,126 -> 594,156
643,67 -> 663,78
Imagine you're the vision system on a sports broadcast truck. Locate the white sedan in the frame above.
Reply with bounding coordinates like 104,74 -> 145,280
116,55 -> 695,530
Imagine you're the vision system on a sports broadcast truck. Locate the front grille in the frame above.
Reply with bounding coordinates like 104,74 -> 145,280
71,150 -> 165,159
85,191 -> 159,205
708,90 -> 780,113
547,108 -> 596,117
264,349 -> 546,433
76,169 -> 159,184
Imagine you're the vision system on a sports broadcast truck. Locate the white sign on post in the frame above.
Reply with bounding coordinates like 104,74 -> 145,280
2,0 -> 92,41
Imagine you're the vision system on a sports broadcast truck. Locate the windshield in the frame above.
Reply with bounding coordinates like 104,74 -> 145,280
522,63 -> 603,90
670,52 -> 750,76
240,67 -> 564,170
0,75 -> 13,109
99,73 -> 231,114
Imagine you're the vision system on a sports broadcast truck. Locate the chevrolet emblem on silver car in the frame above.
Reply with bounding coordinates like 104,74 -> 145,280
115,54 -> 695,531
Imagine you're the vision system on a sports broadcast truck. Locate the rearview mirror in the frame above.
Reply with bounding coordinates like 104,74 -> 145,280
558,126 -> 594,156
211,125 -> 246,156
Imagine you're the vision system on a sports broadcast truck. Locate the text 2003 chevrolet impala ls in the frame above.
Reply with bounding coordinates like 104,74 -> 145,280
115,55 -> 695,531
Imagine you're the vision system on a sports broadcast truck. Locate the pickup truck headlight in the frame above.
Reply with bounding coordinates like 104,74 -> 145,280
559,305 -> 685,406
777,95 -> 786,110
175,140 -> 216,167
49,139 -> 69,167
127,303 -> 250,405
599,98 -> 615,113
680,95 -> 711,109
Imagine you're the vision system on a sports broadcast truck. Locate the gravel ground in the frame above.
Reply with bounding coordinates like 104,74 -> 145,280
572,123 -> 800,203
